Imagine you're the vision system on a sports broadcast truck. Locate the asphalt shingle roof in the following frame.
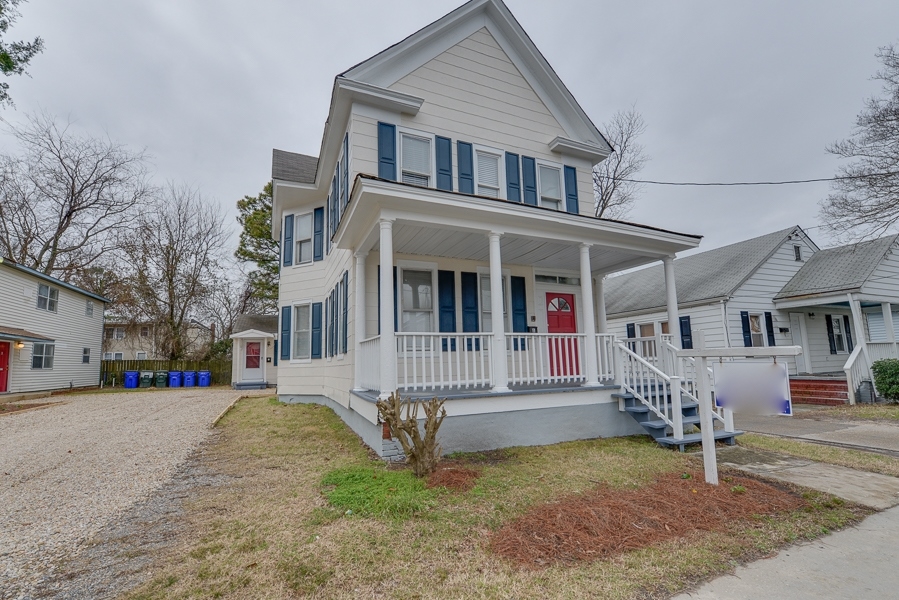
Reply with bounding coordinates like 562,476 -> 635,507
272,149 -> 318,184
775,234 -> 899,300
233,314 -> 279,335
604,227 -> 799,316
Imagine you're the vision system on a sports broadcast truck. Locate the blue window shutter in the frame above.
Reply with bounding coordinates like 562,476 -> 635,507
311,302 -> 322,359
436,136 -> 453,191
626,323 -> 635,339
438,270 -> 456,332
679,315 -> 693,350
505,152 -> 521,202
282,214 -> 294,267
461,272 -> 479,332
457,141 -> 474,194
843,315 -> 854,352
273,340 -> 278,366
377,122 -> 396,180
333,287 -> 339,355
824,315 -> 836,354
510,276 -> 527,333
564,165 -> 579,214
332,176 -> 339,233
280,306 -> 291,360
342,134 -> 349,207
393,266 -> 398,333
313,207 -> 324,261
342,271 -> 349,354
764,312 -> 776,346
521,156 -> 537,205
740,311 -> 752,347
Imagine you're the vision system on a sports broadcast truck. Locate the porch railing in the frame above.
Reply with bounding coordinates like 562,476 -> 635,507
506,333 -> 587,386
596,333 -> 616,381
661,339 -> 732,431
396,333 -> 492,391
358,336 -> 381,391
616,341 -> 684,439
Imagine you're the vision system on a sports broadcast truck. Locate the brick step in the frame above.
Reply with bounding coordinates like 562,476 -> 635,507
790,388 -> 849,398
790,380 -> 849,388
792,397 -> 847,406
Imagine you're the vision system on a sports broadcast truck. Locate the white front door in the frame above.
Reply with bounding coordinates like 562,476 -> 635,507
789,313 -> 809,374
242,340 -> 264,382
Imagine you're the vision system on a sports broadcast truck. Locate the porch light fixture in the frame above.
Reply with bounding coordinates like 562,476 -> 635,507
808,313 -> 815,318
15,341 -> 24,349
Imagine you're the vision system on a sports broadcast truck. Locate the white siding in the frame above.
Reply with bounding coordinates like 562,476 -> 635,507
606,303 -> 727,349
0,265 -> 104,393
802,310 -> 855,373
349,28 -> 595,216
861,245 -> 899,298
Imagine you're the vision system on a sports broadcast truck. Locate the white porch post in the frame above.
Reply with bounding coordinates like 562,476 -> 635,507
353,252 -> 368,391
594,275 -> 608,334
580,244 -> 600,386
882,301 -> 897,357
488,232 -> 510,392
378,221 -> 396,399
663,255 -> 681,348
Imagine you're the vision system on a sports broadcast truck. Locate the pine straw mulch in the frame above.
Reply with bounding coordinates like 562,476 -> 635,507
490,469 -> 806,568
426,461 -> 482,492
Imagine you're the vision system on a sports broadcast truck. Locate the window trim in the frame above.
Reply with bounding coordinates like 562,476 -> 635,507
535,159 -> 564,211
82,348 -> 91,364
748,312 -> 767,348
31,342 -> 55,370
292,211 -> 315,266
397,126 -> 436,189
86,300 -> 94,317
793,244 -> 803,261
136,351 -> 148,360
140,326 -> 150,338
476,267 -> 512,333
828,313 -> 849,354
37,284 -> 59,313
472,144 -> 505,199
291,300 -> 313,362
396,260 -> 438,333
103,352 -> 113,360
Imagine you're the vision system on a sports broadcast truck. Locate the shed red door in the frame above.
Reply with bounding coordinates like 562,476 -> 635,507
0,342 -> 9,393
546,293 -> 579,376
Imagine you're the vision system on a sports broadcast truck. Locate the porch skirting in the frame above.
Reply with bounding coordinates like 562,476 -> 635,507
279,387 -> 645,457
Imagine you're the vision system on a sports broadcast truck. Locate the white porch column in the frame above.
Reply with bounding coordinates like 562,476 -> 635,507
353,252 -> 368,391
378,221 -> 396,398
594,275 -> 608,334
882,302 -> 897,356
580,244 -> 600,386
488,232 -> 510,392
663,255 -> 681,348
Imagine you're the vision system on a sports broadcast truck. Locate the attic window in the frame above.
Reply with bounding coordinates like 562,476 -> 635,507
400,133 -> 431,187
793,245 -> 802,261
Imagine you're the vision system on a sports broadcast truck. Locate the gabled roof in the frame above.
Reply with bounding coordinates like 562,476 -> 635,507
233,314 -> 279,335
272,149 -> 318,184
775,234 -> 899,300
0,256 -> 111,304
605,226 -> 803,316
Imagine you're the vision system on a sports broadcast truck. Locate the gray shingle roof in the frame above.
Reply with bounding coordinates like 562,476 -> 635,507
775,234 -> 899,300
272,149 -> 318,184
604,227 -> 799,316
233,314 -> 279,335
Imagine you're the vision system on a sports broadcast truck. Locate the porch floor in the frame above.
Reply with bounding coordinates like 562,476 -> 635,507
351,381 -> 619,403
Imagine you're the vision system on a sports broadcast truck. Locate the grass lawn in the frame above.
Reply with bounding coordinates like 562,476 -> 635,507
125,397 -> 868,600
739,432 -> 899,478
797,403 -> 899,422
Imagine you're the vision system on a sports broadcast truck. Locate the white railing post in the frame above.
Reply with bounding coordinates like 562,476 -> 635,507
488,232 -> 510,392
670,375 -> 684,440
353,252 -> 368,391
579,244 -> 600,386
378,220 -> 396,399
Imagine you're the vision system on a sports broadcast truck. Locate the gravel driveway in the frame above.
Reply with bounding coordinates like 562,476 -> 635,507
0,388 -> 262,600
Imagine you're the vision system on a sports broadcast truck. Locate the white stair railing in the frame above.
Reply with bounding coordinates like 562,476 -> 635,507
661,340 -> 732,432
616,342 -> 684,440
843,344 -> 867,405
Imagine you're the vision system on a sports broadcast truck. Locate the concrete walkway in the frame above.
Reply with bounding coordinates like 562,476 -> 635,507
736,411 -> 899,454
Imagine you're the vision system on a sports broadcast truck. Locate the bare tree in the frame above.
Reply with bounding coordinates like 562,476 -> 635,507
592,108 -> 649,219
199,265 -> 263,339
0,112 -> 151,279
120,184 -> 229,360
821,44 -> 899,241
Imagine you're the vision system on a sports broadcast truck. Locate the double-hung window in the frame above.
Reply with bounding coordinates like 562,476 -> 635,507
32,343 -> 55,369
293,303 -> 312,360
103,352 -> 113,360
401,269 -> 434,332
748,314 -> 765,347
829,315 -> 847,353
37,284 -> 58,312
479,275 -> 508,332
400,132 -> 432,187
537,163 -> 563,210
86,300 -> 94,317
82,348 -> 91,364
114,327 -> 125,340
294,212 -> 313,264
140,326 -> 150,338
475,148 -> 502,197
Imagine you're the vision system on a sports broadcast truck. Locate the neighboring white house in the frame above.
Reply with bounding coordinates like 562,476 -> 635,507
271,0 -> 709,456
230,314 -> 278,390
0,256 -> 109,394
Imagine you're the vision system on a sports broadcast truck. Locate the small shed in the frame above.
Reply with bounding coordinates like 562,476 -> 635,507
230,314 -> 278,390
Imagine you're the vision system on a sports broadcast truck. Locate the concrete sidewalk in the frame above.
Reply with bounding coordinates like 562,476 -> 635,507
672,504 -> 899,600
736,411 -> 899,454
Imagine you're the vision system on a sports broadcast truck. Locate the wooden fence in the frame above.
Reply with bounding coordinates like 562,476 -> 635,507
101,360 -> 232,386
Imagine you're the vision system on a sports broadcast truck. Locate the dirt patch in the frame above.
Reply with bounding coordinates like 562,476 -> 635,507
427,462 -> 481,492
490,469 -> 806,569
0,402 -> 54,415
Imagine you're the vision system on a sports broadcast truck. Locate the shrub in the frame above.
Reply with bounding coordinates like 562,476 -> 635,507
871,359 -> 899,402
376,391 -> 447,477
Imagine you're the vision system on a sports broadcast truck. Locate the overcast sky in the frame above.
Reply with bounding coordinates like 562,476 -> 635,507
4,0 -> 899,256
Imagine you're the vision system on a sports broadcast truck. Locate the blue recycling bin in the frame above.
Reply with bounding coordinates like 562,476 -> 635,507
168,371 -> 182,388
198,370 -> 211,387
124,371 -> 139,389
182,371 -> 197,387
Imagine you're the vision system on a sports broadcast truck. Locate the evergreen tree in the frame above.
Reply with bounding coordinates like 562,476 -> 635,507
235,182 -> 279,313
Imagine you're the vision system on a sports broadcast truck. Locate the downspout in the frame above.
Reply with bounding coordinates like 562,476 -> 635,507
720,299 -> 731,347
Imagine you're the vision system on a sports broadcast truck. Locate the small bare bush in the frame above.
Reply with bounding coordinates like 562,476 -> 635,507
376,392 -> 447,477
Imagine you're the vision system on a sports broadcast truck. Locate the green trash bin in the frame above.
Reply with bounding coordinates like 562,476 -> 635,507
139,371 -> 153,388
154,371 -> 168,387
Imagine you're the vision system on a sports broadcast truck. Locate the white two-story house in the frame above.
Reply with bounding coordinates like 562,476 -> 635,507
272,0 -> 707,455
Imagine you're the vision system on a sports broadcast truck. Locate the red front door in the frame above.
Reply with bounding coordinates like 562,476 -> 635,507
0,342 -> 10,393
546,293 -> 579,376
